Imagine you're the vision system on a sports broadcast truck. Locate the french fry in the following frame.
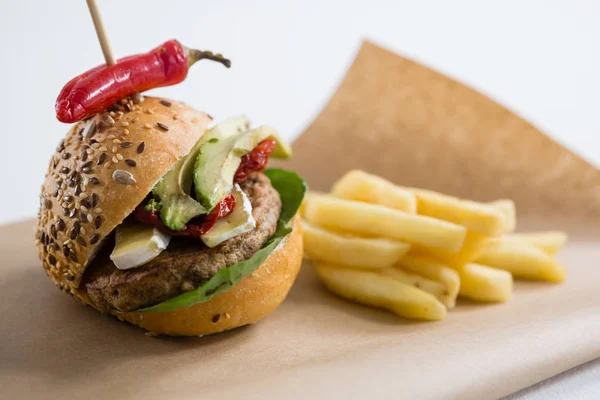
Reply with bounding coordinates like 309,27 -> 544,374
404,187 -> 506,236
411,230 -> 496,266
302,220 -> 410,268
303,195 -> 467,252
380,267 -> 456,309
395,255 -> 460,309
503,231 -> 568,256
331,170 -> 417,213
476,241 -> 566,283
454,263 -> 513,302
488,199 -> 517,233
315,262 -> 447,321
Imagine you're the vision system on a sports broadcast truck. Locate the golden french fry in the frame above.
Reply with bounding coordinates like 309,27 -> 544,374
454,263 -> 513,302
303,195 -> 467,252
301,220 -> 410,268
503,231 -> 568,256
395,255 -> 460,309
411,230 -> 496,266
404,187 -> 506,236
488,200 -> 517,233
315,263 -> 447,321
331,170 -> 417,213
380,267 -> 456,309
476,241 -> 565,283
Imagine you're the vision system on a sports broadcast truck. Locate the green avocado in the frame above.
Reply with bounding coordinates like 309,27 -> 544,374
152,139 -> 206,231
194,125 -> 292,210
152,116 -> 251,230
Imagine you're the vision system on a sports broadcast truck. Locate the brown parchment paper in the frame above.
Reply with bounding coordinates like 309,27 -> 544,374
1,41 -> 599,400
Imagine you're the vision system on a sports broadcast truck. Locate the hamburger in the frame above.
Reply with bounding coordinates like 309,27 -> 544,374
36,96 -> 305,336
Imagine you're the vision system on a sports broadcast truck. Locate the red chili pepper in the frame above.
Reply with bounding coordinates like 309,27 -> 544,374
134,193 -> 235,237
56,39 -> 230,123
233,139 -> 277,183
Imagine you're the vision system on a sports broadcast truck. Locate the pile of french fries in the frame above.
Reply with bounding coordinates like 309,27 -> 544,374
301,170 -> 567,321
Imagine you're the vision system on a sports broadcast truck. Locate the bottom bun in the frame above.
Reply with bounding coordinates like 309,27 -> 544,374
101,216 -> 303,336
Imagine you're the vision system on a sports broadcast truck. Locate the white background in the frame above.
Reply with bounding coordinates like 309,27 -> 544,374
1,0 -> 599,397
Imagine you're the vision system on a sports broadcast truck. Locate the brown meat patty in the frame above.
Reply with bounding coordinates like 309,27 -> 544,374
84,172 -> 281,313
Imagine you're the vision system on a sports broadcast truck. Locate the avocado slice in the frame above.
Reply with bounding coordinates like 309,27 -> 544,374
152,138 -> 206,231
194,125 -> 292,211
152,116 -> 251,230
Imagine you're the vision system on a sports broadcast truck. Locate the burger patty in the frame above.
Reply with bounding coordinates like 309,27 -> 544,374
84,172 -> 281,313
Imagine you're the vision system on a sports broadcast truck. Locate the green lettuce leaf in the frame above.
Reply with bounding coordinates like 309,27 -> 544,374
136,168 -> 307,313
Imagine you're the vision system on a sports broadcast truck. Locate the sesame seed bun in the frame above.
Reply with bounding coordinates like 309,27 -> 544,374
35,96 -> 212,293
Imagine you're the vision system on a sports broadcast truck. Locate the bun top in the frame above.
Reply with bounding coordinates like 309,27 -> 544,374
35,96 -> 211,292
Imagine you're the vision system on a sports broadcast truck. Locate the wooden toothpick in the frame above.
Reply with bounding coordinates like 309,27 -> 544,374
86,0 -> 115,66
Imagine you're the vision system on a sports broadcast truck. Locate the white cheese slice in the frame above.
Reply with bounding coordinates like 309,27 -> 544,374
201,184 -> 256,248
110,222 -> 171,270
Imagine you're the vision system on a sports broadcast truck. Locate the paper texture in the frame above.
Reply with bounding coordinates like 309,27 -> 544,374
2,41 -> 599,399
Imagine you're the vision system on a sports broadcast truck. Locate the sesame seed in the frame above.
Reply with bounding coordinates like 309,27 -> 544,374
125,159 -> 136,167
131,92 -> 144,104
113,139 -> 121,144
112,146 -> 118,153
101,113 -> 115,127
79,192 -> 89,199
160,100 -> 172,107
100,146 -> 108,152
62,195 -> 73,202
80,205 -> 89,213
116,154 -> 123,161
108,134 -> 116,140
121,142 -> 133,148
80,226 -> 86,235
137,142 -> 146,153
87,214 -> 94,223
86,149 -> 93,155
144,123 -> 152,129
90,234 -> 100,244
144,109 -> 154,114
112,156 -> 118,164
104,162 -> 112,169
93,207 -> 102,213
113,170 -> 136,185
109,111 -> 116,117
157,122 -> 169,131
91,142 -> 101,149
121,121 -> 130,127
123,129 -> 130,135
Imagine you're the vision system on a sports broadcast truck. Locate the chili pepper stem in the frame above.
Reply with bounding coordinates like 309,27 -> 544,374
183,45 -> 231,69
